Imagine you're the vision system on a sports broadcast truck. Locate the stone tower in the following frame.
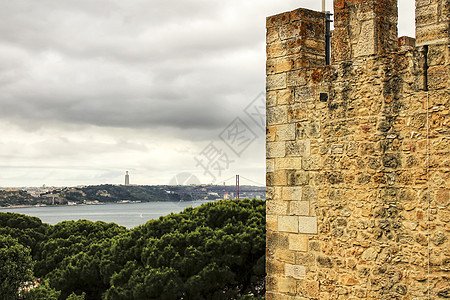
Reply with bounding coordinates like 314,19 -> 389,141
125,171 -> 130,185
266,0 -> 449,299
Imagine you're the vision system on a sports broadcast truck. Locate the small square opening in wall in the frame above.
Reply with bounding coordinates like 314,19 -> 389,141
320,93 -> 328,102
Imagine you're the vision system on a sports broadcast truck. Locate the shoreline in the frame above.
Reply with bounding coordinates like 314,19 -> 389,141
0,199 -> 212,210
0,199 -> 222,229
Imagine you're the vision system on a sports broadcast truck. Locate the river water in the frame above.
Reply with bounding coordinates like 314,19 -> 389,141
0,200 -> 215,228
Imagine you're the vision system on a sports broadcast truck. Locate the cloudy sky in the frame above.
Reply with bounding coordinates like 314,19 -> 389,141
0,0 -> 415,187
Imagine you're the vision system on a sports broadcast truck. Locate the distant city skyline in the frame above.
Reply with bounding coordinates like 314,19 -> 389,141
0,1 -> 415,187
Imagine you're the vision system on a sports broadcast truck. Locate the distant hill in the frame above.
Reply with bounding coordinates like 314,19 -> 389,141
62,184 -> 178,203
0,190 -> 39,207
0,184 -> 265,207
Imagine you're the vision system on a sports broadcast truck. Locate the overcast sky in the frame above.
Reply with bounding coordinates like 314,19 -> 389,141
0,0 -> 415,187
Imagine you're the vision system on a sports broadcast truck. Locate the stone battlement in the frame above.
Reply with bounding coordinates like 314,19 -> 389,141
266,0 -> 449,299
333,0 -> 398,60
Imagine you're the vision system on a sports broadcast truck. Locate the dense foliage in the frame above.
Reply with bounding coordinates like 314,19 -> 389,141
0,235 -> 34,298
0,199 -> 266,299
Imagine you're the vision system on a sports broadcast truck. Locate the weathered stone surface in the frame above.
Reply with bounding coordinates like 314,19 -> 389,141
282,187 -> 303,201
266,1 -> 449,299
266,260 -> 285,276
278,215 -> 299,233
294,171 -> 310,185
267,214 -> 278,231
275,157 -> 302,170
298,216 -> 317,234
286,140 -> 310,157
267,73 -> 287,91
428,65 -> 448,89
354,20 -> 377,57
267,142 -> 286,158
334,0 -> 398,59
416,4 -> 439,24
288,233 -> 309,252
341,275 -> 359,286
267,231 -> 289,249
277,89 -> 293,105
361,247 -> 378,261
285,263 -> 306,279
302,156 -> 321,170
301,187 -> 317,202
277,277 -> 297,294
276,124 -> 296,141
267,106 -> 288,126
272,170 -> 288,186
267,57 -> 294,75
267,200 -> 289,215
297,280 -> 320,299
289,200 -> 309,216
266,161 -> 275,176
267,41 -> 287,59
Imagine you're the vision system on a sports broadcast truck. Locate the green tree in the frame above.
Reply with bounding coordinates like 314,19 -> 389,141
34,220 -> 126,299
0,213 -> 49,258
103,199 -> 266,299
1,199 -> 266,299
0,235 -> 34,300
66,292 -> 86,300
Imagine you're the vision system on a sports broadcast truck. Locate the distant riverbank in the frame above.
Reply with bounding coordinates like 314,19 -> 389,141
0,200 -> 141,209
0,200 -> 215,228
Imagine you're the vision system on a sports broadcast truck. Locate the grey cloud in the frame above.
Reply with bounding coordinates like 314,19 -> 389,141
0,0 -> 414,133
0,0 -> 269,132
0,0 -> 255,63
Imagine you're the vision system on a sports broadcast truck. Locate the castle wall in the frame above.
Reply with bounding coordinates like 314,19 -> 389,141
266,1 -> 449,299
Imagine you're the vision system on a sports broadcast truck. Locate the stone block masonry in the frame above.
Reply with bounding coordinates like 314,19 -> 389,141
266,0 -> 449,299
